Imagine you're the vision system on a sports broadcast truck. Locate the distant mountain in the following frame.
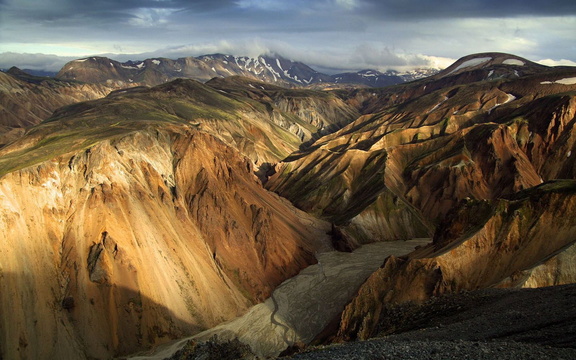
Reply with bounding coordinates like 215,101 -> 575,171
23,69 -> 58,77
329,68 -> 439,88
55,53 -> 438,88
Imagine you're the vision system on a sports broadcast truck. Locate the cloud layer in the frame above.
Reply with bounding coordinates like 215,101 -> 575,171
1,0 -> 575,72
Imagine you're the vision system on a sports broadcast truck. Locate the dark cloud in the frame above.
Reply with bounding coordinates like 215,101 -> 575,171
0,0 -> 574,72
0,0 -> 236,23
358,0 -> 576,19
0,52 -> 76,70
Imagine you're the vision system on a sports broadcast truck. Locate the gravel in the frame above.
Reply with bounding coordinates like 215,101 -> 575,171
285,339 -> 576,360
284,284 -> 576,359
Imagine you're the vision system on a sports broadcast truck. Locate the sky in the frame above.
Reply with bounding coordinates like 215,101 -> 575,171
1,0 -> 575,73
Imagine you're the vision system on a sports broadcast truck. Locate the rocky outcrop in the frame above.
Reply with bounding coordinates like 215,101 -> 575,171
2,52 -> 576,359
335,181 -> 576,341
261,54 -> 576,344
0,119 -> 328,359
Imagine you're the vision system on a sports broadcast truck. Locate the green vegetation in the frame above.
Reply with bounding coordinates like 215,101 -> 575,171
1,77 -> 351,178
507,179 -> 576,201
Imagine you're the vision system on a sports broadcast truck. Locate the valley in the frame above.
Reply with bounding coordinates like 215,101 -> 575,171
0,51 -> 576,359
131,239 -> 430,359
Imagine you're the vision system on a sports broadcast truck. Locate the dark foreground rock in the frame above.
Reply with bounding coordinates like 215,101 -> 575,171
285,284 -> 576,359
285,339 -> 576,360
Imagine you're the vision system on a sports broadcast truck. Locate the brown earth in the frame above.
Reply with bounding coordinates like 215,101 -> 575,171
0,70 -> 118,145
0,123 -> 329,359
335,180 -> 576,341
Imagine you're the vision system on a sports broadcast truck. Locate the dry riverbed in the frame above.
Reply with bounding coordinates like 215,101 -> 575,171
128,239 -> 430,359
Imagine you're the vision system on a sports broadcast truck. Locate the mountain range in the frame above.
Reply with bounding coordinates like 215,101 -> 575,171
0,51 -> 575,359
54,53 -> 438,88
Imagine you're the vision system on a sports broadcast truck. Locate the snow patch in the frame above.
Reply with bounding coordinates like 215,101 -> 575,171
487,93 -> 516,114
152,60 -> 161,65
503,59 -> 525,66
260,57 -> 280,82
453,160 -> 471,169
74,59 -> 87,63
567,151 -> 572,158
212,67 -> 216,72
448,57 -> 492,75
556,77 -> 576,85
427,96 -> 448,114
541,77 -> 576,85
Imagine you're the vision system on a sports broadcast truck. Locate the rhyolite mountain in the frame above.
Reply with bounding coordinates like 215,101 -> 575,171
0,73 -> 360,359
265,52 -> 576,342
55,53 -> 437,88
1,52 -> 576,359
0,68 -> 118,147
267,52 -> 576,241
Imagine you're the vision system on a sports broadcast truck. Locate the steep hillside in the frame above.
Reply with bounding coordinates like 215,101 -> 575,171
0,69 -> 116,146
263,52 -> 576,344
29,77 -> 357,166
2,52 -> 576,359
267,53 -> 576,243
336,181 -> 576,340
0,84 -> 332,358
206,76 -> 359,143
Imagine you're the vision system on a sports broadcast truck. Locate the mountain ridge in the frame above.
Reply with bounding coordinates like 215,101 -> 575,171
54,53 -> 439,88
1,51 -> 576,359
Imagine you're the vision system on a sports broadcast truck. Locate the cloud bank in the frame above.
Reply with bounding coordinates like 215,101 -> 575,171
1,0 -> 574,72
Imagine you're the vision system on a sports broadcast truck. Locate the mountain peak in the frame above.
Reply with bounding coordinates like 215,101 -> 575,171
55,53 -> 436,88
7,66 -> 29,76
437,52 -> 548,78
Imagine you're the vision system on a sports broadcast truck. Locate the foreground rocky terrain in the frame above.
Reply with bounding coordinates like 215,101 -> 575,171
1,52 -> 576,359
286,284 -> 576,359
